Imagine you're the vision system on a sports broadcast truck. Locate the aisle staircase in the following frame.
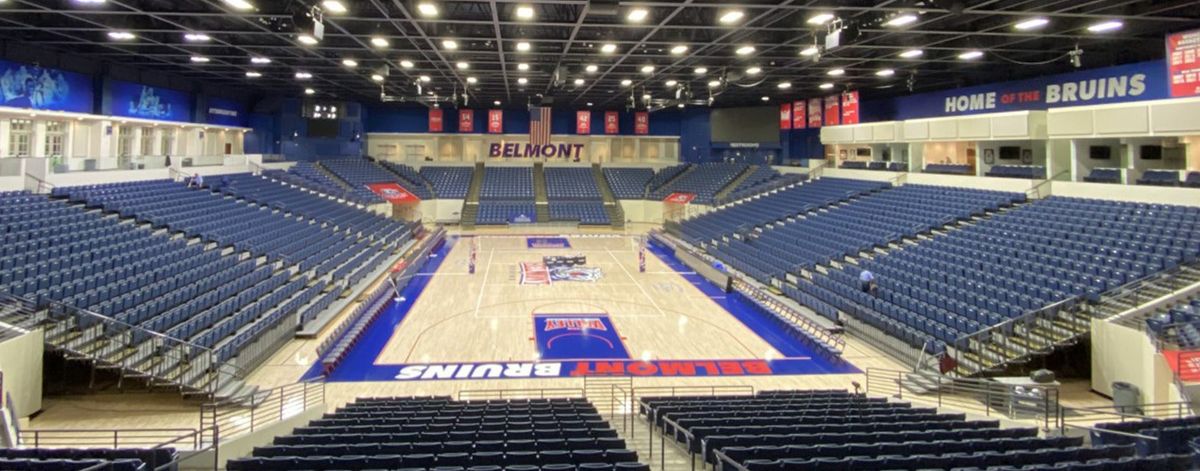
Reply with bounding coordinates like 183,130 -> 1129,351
380,162 -> 435,197
593,164 -> 625,229
533,163 -> 549,223
460,163 -> 485,229
314,162 -> 356,191
647,166 -> 694,197
712,165 -> 757,203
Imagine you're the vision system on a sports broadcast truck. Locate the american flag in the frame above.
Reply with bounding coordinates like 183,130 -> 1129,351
529,106 -> 551,147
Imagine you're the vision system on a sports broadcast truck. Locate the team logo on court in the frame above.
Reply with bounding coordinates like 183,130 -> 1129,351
548,266 -> 603,282
543,317 -> 607,332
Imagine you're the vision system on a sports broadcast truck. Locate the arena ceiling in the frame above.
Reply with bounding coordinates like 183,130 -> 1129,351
1,0 -> 1198,109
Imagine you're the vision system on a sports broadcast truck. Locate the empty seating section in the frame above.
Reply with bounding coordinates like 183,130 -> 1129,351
925,163 -> 972,175
602,168 -> 653,199
548,202 -> 610,225
214,173 -> 412,246
721,173 -> 808,204
477,201 -> 537,225
728,166 -> 780,195
812,197 -> 1200,351
1138,170 -> 1182,186
227,397 -> 649,471
985,165 -> 1046,179
712,184 -> 1022,284
648,163 -> 748,204
1084,168 -> 1122,183
1092,416 -> 1200,456
678,178 -> 888,246
644,164 -> 689,194
481,167 -> 535,200
0,190 -> 323,367
1187,172 -> 1200,188
545,167 -> 602,200
0,447 -> 176,471
322,159 -> 431,199
643,390 -> 1191,471
420,166 -> 475,198
841,161 -> 909,172
379,161 -> 435,199
274,162 -> 382,204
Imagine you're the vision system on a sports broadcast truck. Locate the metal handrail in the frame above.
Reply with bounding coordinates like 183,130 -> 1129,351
457,388 -> 588,401
3,391 -> 18,448
1107,263 -> 1200,327
731,278 -> 846,355
24,172 -> 54,194
864,367 -> 1060,431
1026,168 -> 1069,199
948,295 -> 1080,369
199,378 -> 325,444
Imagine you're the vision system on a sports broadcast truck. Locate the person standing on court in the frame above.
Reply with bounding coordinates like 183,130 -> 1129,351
860,268 -> 877,296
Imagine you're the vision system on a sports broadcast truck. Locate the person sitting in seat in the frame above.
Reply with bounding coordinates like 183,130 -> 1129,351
860,269 -> 877,296
188,173 -> 204,188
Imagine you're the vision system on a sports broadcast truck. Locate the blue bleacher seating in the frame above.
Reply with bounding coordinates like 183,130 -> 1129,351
1084,168 -> 1122,184
419,166 -> 474,198
1138,170 -> 1181,186
603,168 -> 654,199
648,163 -> 748,205
924,163 -> 972,175
985,165 -> 1045,179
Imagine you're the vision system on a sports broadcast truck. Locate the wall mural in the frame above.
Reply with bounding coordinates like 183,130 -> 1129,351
0,59 -> 94,113
110,80 -> 193,122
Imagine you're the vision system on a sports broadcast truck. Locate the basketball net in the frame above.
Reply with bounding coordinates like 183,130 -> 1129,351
468,238 -> 478,274
638,235 -> 647,273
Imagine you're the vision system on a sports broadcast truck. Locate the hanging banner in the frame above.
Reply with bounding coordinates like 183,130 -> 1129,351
0,59 -> 94,113
429,108 -> 444,132
664,192 -> 696,204
458,109 -> 474,132
823,95 -> 840,126
1168,29 -> 1200,98
366,183 -> 421,204
576,110 -> 591,134
779,103 -> 792,130
841,91 -> 860,124
488,109 -> 503,133
792,101 -> 806,129
604,111 -> 619,134
634,112 -> 649,135
807,98 -> 822,128
110,81 -> 193,122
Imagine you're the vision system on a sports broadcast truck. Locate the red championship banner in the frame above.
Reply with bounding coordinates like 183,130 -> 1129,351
1167,29 -> 1200,98
807,98 -> 822,128
841,90 -> 860,124
458,109 -> 474,132
792,101 -> 806,129
604,111 -> 619,134
576,110 -> 592,134
366,183 -> 421,204
779,103 -> 792,130
634,112 -> 649,135
664,192 -> 695,204
428,108 -> 444,132
824,95 -> 840,126
488,109 -> 503,133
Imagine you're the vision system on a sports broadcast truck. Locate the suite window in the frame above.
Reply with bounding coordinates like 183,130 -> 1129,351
160,129 -> 175,155
8,119 -> 32,157
117,125 -> 135,157
45,121 -> 66,157
140,127 -> 155,156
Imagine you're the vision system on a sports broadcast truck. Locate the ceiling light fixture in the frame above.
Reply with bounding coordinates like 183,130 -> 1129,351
371,74 -> 384,82
400,60 -> 414,68
665,80 -> 677,87
371,37 -> 389,48
516,41 -> 530,52
321,0 -> 347,14
800,45 -> 819,56
735,45 -> 756,55
761,96 -> 769,101
295,72 -> 312,79
442,39 -> 458,50
494,100 -> 502,106
574,78 -> 585,85
885,13 -> 918,27
627,8 -> 649,22
621,79 -> 633,86
417,2 -> 438,17
304,88 -> 315,95
515,5 -> 534,19
1087,20 -> 1123,32
586,64 -> 598,73
899,49 -> 923,58
517,63 -> 529,71
457,61 -> 469,69
807,13 -> 835,25
342,59 -> 358,67
1014,17 -> 1049,30
827,68 -> 845,76
958,50 -> 984,60
467,77 -> 477,84
250,56 -> 271,64
641,65 -> 655,74
746,66 -> 761,75
419,75 -> 431,82
876,68 -> 895,77
245,71 -> 262,78
222,0 -> 254,10
694,67 -> 707,75
819,82 -> 834,89
107,31 -> 135,40
670,45 -> 688,55
184,33 -> 211,42
708,80 -> 721,87
601,43 -> 617,54
517,77 -> 528,84
297,34 -> 318,45
777,82 -> 791,89
190,56 -> 210,63
719,10 -> 745,24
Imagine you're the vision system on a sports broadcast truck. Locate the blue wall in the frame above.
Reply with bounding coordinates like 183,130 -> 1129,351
366,104 -> 686,136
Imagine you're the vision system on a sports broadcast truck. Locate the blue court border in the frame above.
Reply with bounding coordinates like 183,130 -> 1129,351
307,234 -> 858,382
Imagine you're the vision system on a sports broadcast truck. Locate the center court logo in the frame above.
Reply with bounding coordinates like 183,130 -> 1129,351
543,318 -> 606,331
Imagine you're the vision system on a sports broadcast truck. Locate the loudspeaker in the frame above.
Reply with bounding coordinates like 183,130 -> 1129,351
1030,369 -> 1055,383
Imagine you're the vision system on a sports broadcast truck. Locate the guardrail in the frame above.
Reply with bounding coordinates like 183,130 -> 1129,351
948,295 -> 1080,372
457,388 -> 588,401
199,378 -> 325,445
25,172 -> 54,194
3,390 -> 18,448
1110,262 -> 1200,328
731,278 -> 846,356
19,426 -> 214,471
864,367 -> 1060,430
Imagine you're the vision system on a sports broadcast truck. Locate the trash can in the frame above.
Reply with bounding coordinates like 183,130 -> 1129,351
1112,381 -> 1142,415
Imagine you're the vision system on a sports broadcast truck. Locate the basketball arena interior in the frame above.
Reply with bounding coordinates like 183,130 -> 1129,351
1,1 -> 1200,470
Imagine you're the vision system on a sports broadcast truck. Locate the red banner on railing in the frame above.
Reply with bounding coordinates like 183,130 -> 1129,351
664,192 -> 695,204
807,98 -> 822,128
779,103 -> 792,130
841,91 -> 860,124
792,101 -> 806,129
824,95 -> 841,126
634,112 -> 649,135
576,111 -> 591,134
604,111 -> 619,134
367,183 -> 421,204
428,109 -> 443,132
488,109 -> 503,133
458,109 -> 474,132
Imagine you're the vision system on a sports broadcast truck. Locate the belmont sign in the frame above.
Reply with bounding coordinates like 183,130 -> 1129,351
489,142 -> 586,159
895,60 -> 1168,120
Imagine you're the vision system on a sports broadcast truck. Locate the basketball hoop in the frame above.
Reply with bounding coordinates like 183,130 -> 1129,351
468,237 -> 478,274
637,235 -> 647,273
